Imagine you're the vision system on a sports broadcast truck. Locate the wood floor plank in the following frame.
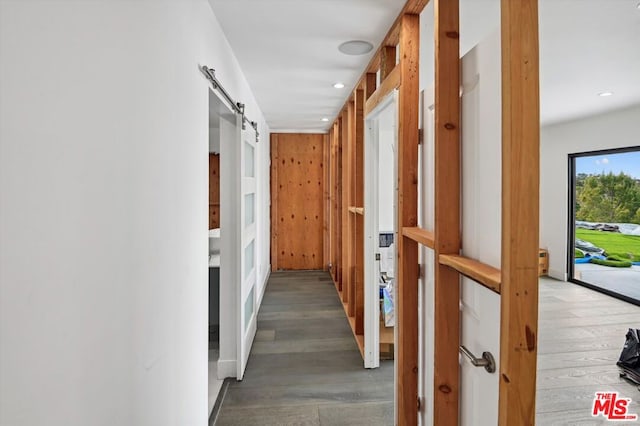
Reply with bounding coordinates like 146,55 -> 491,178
536,278 -> 640,424
218,273 -> 640,425
318,401 -> 394,426
217,270 -> 394,426
217,405 -> 320,426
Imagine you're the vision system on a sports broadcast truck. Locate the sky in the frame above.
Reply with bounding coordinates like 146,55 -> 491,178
576,150 -> 640,179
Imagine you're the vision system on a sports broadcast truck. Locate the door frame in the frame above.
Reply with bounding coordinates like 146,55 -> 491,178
364,91 -> 399,369
567,145 -> 640,306
237,121 -> 258,379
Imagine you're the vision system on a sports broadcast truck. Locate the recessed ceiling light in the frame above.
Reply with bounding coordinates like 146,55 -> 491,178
333,82 -> 345,89
321,118 -> 329,122
598,91 -> 614,97
338,40 -> 374,56
637,2 -> 640,9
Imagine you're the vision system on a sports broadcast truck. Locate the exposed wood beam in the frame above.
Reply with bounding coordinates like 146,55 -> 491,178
433,0 -> 461,424
365,65 -> 401,116
366,51 -> 382,74
396,13 -> 420,426
337,120 -> 343,285
380,46 -> 397,81
341,109 -> 351,305
438,254 -> 501,294
330,124 -> 339,282
354,88 -> 365,335
498,0 -> 540,424
347,100 -> 356,317
334,0 -> 431,126
405,0 -> 430,14
323,134 -> 330,271
365,73 -> 377,100
402,227 -> 434,249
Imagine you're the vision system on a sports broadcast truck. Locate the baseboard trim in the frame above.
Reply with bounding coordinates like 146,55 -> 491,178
548,268 -> 567,281
257,266 -> 271,308
208,378 -> 232,426
216,359 -> 236,378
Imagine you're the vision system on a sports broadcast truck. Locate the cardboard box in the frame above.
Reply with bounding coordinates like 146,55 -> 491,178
539,249 -> 548,276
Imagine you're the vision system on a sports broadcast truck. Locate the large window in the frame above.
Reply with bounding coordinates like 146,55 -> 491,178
569,147 -> 640,304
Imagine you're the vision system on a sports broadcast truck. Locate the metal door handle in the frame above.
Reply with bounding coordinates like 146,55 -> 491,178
459,345 -> 496,373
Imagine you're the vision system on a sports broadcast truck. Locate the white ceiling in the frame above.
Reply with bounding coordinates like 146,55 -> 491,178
209,0 -> 640,131
208,0 -> 405,132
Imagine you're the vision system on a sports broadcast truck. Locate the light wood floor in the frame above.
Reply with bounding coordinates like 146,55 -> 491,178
215,271 -> 640,425
536,276 -> 640,425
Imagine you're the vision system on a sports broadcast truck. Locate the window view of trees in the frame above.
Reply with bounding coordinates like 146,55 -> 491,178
576,172 -> 640,224
571,151 -> 640,302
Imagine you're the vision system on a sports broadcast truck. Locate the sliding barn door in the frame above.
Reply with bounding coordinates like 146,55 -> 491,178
271,133 -> 325,270
237,122 -> 258,379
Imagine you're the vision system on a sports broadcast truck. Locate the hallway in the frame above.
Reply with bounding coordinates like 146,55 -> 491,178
215,271 -> 394,425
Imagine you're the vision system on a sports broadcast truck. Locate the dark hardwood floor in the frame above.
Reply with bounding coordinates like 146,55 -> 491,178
216,270 -> 394,426
215,272 -> 640,425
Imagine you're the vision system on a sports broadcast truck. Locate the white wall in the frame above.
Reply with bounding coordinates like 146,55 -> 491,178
540,104 -> 640,280
0,1 -> 269,425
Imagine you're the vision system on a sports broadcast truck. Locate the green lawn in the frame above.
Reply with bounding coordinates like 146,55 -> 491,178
575,228 -> 640,257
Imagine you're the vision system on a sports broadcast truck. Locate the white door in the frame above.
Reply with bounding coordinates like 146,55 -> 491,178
364,92 -> 398,369
459,30 -> 502,425
236,120 -> 258,379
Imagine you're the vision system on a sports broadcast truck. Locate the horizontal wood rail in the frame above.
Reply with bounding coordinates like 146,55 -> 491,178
402,227 -> 434,249
365,65 -> 401,116
438,254 -> 501,294
348,207 -> 364,215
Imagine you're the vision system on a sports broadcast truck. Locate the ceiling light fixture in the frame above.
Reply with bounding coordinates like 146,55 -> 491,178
598,91 -> 614,97
333,82 -> 345,89
338,40 -> 374,56
321,118 -> 329,122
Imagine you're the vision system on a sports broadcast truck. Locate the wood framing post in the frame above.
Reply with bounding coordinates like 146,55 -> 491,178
396,13 -> 420,426
341,109 -> 351,304
348,100 -> 356,316
433,0 -> 461,424
499,0 -> 540,424
323,134 -> 330,271
380,46 -> 397,81
365,73 -> 377,99
337,118 -> 344,287
354,88 -> 365,335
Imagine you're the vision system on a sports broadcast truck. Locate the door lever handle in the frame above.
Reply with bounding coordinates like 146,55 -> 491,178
459,345 -> 496,373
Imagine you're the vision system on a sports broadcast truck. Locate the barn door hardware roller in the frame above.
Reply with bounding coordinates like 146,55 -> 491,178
459,345 -> 496,373
200,65 -> 259,143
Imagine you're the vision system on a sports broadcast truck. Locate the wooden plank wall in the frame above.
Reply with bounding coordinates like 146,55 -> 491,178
270,133 -> 326,271
209,153 -> 220,229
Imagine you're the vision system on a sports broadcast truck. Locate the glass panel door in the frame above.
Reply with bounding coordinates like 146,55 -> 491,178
237,122 -> 258,379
